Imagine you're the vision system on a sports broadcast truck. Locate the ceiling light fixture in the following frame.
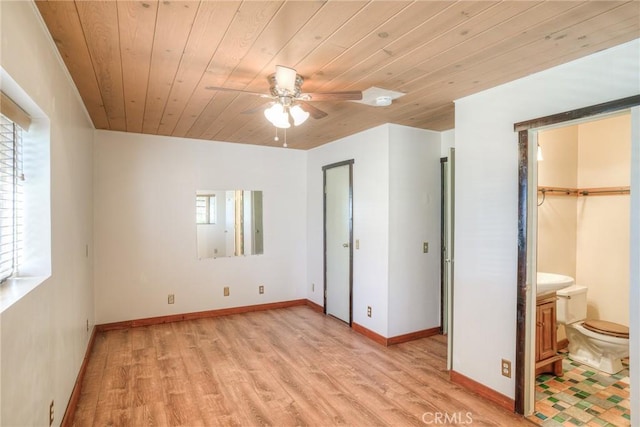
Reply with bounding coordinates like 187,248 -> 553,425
264,102 -> 309,129
289,104 -> 310,126
206,65 -> 362,139
264,103 -> 290,128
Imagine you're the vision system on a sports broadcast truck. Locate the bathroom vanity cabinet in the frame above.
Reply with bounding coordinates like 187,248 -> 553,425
535,293 -> 563,376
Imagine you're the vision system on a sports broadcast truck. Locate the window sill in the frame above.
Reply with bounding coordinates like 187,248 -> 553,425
0,276 -> 49,314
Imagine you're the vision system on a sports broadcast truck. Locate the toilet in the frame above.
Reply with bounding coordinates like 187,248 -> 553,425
556,284 -> 629,374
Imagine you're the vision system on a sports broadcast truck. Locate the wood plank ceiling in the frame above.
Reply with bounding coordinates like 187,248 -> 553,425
35,1 -> 640,150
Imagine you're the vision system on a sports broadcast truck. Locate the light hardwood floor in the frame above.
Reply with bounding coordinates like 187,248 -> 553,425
72,306 -> 532,426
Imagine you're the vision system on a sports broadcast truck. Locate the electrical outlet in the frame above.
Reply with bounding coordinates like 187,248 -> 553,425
356,239 -> 360,249
168,294 -> 175,304
86,319 -> 89,332
224,286 -> 230,297
423,242 -> 429,253
259,285 -> 264,294
49,400 -> 54,426
367,306 -> 372,317
501,359 -> 511,378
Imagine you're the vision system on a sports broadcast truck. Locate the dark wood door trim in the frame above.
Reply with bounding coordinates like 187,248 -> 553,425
322,159 -> 355,171
514,95 -> 640,132
515,129 -> 529,415
514,96 -> 639,415
322,159 -> 355,325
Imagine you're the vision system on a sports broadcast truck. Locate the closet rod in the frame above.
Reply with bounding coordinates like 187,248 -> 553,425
577,186 -> 630,196
537,186 -> 629,197
537,187 -> 577,196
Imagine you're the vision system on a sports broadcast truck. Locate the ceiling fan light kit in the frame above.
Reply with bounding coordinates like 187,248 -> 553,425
264,103 -> 291,129
289,105 -> 310,126
264,102 -> 309,129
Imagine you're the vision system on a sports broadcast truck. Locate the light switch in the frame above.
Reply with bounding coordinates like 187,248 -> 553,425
423,242 -> 429,253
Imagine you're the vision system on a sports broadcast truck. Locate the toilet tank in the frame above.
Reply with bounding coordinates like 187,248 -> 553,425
556,284 -> 588,324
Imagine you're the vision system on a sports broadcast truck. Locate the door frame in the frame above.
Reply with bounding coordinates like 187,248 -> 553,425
440,151 -> 455,371
322,159 -> 354,325
440,157 -> 447,334
513,95 -> 640,415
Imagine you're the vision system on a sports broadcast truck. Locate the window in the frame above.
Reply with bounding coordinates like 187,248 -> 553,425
196,194 -> 216,224
0,113 -> 24,283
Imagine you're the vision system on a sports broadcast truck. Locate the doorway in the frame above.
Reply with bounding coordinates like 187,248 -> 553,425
441,149 -> 455,370
514,95 -> 640,416
323,160 -> 354,324
530,113 -> 632,424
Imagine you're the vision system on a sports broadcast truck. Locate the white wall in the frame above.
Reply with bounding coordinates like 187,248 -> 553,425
453,39 -> 640,400
537,126 -> 579,280
307,124 -> 442,338
537,125 -> 578,344
307,125 -> 390,335
576,115 -> 630,326
0,2 -> 95,425
441,129 -> 455,158
93,131 -> 307,324
388,125 -> 441,336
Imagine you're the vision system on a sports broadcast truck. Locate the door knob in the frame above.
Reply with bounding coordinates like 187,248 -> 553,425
342,243 -> 349,248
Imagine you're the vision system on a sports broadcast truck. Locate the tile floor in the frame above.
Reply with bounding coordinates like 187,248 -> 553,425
529,355 -> 630,427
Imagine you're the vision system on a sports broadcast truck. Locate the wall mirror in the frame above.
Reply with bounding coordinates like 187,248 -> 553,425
196,190 -> 263,258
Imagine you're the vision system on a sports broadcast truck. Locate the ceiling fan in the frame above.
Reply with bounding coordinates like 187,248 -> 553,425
205,65 -> 363,129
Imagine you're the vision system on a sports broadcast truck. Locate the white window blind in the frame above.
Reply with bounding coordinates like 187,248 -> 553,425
0,113 -> 24,282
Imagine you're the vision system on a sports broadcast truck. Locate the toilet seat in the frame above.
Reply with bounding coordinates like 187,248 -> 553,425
583,320 -> 629,339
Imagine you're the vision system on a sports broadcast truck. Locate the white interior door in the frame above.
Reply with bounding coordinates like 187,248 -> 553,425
325,163 -> 352,323
445,148 -> 455,370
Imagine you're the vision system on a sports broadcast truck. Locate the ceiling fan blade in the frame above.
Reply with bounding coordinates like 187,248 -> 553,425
299,101 -> 328,120
205,86 -> 271,98
241,102 -> 271,115
275,65 -> 297,92
302,91 -> 363,101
